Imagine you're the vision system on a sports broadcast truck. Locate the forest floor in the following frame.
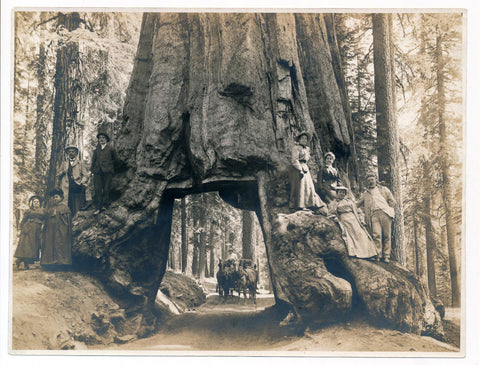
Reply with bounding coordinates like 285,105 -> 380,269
11,264 -> 461,354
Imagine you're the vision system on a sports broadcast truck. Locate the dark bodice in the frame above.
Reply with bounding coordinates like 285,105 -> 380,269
321,166 -> 340,185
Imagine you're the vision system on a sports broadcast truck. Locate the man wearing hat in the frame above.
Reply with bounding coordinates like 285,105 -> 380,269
356,172 -> 396,263
57,145 -> 89,216
91,131 -> 117,215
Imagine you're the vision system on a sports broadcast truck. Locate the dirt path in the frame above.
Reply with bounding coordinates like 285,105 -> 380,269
113,295 -> 460,353
12,268 -> 461,354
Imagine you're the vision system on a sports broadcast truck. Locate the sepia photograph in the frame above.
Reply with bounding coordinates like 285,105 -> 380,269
2,1 -> 476,361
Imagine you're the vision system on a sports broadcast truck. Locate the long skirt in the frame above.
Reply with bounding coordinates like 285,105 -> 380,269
289,167 -> 324,209
338,211 -> 378,258
15,220 -> 42,262
41,208 -> 72,266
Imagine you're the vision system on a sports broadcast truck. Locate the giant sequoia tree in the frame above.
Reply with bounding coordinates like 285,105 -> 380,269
72,13 -> 443,338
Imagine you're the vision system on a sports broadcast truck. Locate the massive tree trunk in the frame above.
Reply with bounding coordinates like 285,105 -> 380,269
73,13 -> 442,338
372,14 -> 406,266
46,13 -> 82,195
435,31 -> 461,307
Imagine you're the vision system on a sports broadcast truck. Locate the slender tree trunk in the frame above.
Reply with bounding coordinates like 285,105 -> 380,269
170,241 -> 177,271
414,211 -> 428,288
242,210 -> 256,261
208,224 -> 215,278
23,75 -> 31,168
191,235 -> 199,278
198,194 -> 207,279
423,193 -> 437,298
181,197 -> 188,273
221,221 -> 227,260
372,13 -> 406,266
414,214 -> 420,276
436,32 -> 461,307
35,42 -> 48,189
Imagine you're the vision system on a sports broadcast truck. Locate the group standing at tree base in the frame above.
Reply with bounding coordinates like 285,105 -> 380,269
14,130 -> 118,271
15,127 -> 396,270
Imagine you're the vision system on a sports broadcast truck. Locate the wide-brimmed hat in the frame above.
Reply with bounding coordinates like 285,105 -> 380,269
96,132 -> 110,142
324,152 -> 335,161
28,195 -> 43,206
64,145 -> 79,153
48,188 -> 64,200
295,131 -> 311,142
335,185 -> 348,192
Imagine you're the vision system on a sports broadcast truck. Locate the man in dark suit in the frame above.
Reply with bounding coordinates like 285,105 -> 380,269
91,132 -> 117,215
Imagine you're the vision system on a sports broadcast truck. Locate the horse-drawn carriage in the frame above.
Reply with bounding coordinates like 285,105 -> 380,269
216,258 -> 258,303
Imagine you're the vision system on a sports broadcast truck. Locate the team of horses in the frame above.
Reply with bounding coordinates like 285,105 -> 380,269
216,258 -> 258,304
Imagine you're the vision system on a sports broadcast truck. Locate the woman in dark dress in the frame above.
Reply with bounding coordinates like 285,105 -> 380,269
41,189 -> 72,269
318,152 -> 341,203
14,195 -> 45,269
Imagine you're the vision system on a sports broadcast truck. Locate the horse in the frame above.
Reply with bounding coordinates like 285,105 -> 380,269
236,260 -> 258,304
216,258 -> 238,298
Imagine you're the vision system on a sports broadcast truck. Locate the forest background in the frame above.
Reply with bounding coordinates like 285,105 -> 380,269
8,10 -> 464,305
2,1 -> 480,364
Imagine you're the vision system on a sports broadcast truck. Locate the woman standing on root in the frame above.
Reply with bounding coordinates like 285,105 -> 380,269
14,195 -> 45,269
328,185 -> 378,260
41,189 -> 72,269
288,131 -> 326,213
318,152 -> 341,204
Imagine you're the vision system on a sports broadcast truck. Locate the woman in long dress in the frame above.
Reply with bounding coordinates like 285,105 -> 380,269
288,131 -> 326,212
329,186 -> 377,259
41,188 -> 72,268
14,195 -> 45,269
318,152 -> 341,203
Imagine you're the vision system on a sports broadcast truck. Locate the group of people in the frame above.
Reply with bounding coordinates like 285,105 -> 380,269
15,128 -> 396,269
288,131 -> 396,263
14,131 -> 117,270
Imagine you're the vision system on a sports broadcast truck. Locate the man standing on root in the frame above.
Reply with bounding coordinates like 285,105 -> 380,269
57,146 -> 89,217
356,172 -> 396,263
91,131 -> 117,215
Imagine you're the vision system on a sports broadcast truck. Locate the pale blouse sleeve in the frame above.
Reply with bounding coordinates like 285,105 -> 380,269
291,145 -> 302,172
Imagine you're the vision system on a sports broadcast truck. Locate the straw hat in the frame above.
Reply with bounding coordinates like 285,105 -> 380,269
295,131 -> 311,142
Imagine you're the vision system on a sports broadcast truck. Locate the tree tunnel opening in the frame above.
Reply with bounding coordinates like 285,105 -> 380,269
323,257 -> 368,317
156,181 -> 274,312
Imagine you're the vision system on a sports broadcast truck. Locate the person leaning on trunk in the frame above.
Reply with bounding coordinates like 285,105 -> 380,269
356,172 -> 396,263
91,131 -> 118,215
